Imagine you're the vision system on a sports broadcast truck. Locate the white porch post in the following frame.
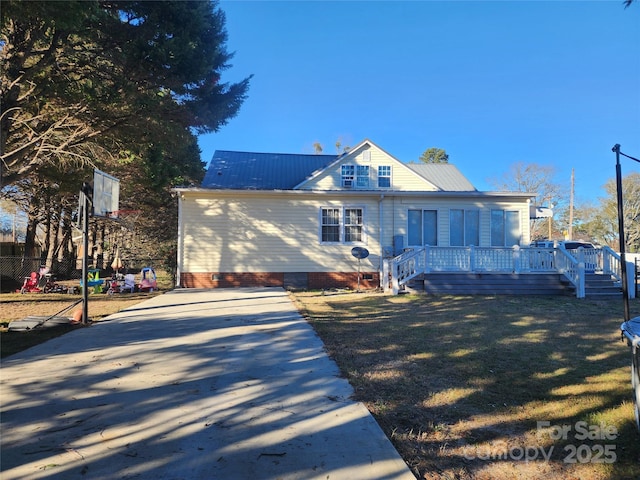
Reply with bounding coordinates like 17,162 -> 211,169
382,259 -> 390,292
577,262 -> 586,298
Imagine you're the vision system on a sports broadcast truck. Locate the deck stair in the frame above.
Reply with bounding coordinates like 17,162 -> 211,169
582,273 -> 622,297
406,273 -> 623,296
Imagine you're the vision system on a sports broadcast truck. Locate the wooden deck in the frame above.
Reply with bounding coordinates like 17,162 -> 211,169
404,272 -> 621,296
383,245 -> 631,298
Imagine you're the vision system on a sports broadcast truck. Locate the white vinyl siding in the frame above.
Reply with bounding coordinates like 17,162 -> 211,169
178,193 -> 379,273
301,144 -> 438,191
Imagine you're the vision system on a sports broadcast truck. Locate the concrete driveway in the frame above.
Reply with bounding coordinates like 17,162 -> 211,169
1,288 -> 415,480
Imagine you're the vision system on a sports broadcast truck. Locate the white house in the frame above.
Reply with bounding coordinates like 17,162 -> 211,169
173,139 -> 535,290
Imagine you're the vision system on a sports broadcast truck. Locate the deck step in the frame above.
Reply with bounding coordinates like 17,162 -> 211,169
403,272 -> 625,297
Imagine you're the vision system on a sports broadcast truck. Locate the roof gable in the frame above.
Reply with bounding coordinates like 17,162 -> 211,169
294,139 -> 442,191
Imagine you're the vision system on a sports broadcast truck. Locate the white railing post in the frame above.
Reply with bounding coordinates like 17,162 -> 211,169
513,245 -> 521,273
382,259 -> 390,292
424,245 -> 431,273
577,262 -> 586,298
469,245 -> 475,272
391,259 -> 400,295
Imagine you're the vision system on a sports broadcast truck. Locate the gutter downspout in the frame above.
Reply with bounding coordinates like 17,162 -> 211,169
379,194 -> 384,288
176,193 -> 183,287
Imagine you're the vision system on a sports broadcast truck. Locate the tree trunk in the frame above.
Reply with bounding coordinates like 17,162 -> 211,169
23,203 -> 40,258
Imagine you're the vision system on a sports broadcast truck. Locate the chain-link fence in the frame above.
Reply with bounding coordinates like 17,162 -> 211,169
1,256 -> 175,292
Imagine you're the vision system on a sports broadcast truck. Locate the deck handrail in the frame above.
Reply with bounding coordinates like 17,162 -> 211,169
384,245 -> 629,298
555,246 -> 586,298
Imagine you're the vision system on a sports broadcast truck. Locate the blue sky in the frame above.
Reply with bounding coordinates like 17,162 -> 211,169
198,0 -> 640,203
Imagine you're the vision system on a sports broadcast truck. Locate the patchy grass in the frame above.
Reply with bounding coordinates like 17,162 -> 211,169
291,291 -> 640,480
0,269 -> 173,358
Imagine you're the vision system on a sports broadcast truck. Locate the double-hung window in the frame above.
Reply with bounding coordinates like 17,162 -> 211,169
491,209 -> 520,246
378,166 -> 391,188
321,208 -> 341,242
450,209 -> 480,246
356,165 -> 370,188
320,207 -> 365,244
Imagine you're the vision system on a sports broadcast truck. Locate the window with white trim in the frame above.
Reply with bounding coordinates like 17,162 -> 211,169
491,209 -> 520,246
378,165 -> 391,188
356,165 -> 370,188
408,209 -> 438,246
344,208 -> 363,242
341,165 -> 354,188
320,207 -> 365,244
321,208 -> 340,242
450,209 -> 479,246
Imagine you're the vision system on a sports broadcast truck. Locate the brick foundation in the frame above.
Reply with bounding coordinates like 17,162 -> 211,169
180,271 -> 379,290
181,272 -> 284,288
307,272 -> 379,290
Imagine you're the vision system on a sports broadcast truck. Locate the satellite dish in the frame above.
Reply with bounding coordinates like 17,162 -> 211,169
351,247 -> 369,259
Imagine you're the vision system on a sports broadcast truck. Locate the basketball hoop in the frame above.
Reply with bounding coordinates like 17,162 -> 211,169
106,210 -> 142,220
102,210 -> 143,238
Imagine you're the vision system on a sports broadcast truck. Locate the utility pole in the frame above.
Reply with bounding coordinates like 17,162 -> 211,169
569,168 -> 574,240
547,198 -> 553,239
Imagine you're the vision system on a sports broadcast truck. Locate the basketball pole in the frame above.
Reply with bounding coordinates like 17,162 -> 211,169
81,182 -> 93,325
613,144 -> 640,323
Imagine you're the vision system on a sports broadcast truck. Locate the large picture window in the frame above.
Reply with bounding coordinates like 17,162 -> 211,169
320,207 -> 365,244
408,209 -> 437,246
450,209 -> 479,246
491,210 -> 520,246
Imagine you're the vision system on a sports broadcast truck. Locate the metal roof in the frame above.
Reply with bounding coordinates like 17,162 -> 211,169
201,150 -> 477,192
406,163 -> 477,191
202,151 -> 338,190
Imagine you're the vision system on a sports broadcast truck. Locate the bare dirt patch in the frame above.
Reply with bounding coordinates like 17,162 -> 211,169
1,292 -> 159,358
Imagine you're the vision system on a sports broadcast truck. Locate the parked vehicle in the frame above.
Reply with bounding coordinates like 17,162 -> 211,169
558,241 -> 597,272
560,241 -> 595,250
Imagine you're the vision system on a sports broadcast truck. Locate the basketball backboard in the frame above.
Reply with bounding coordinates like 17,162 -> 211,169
93,169 -> 120,217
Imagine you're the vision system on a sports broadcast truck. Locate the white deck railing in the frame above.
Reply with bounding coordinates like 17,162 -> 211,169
382,245 -> 632,298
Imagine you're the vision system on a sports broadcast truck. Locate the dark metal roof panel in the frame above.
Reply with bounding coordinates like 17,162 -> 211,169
202,151 -> 338,190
